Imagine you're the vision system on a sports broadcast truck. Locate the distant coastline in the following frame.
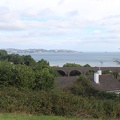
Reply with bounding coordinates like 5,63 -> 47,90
3,48 -> 80,54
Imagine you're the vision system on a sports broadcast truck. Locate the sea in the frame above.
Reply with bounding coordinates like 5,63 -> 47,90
20,52 -> 120,67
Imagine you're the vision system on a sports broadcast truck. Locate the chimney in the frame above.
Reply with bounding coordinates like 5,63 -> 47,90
97,70 -> 102,75
94,70 -> 102,84
94,73 -> 99,84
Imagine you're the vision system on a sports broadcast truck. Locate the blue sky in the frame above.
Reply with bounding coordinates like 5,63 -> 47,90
0,0 -> 120,52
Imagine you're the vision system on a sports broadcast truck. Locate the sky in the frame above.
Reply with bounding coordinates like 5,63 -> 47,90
0,0 -> 120,52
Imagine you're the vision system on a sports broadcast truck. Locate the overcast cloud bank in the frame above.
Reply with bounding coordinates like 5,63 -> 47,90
0,0 -> 120,52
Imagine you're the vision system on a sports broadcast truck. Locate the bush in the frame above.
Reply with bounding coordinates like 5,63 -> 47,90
34,68 -> 54,91
63,63 -> 81,67
0,59 -> 55,90
0,86 -> 120,119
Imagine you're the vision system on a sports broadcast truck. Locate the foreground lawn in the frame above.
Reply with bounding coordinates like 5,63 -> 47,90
0,114 -> 97,120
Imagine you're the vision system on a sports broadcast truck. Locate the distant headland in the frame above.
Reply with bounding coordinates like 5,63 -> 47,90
3,48 -> 81,54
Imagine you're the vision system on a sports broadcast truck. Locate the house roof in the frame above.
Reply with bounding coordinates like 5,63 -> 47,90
55,76 -> 78,88
55,75 -> 120,91
89,75 -> 120,91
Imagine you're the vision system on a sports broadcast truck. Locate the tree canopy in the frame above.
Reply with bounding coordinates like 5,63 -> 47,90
63,63 -> 91,67
63,63 -> 81,67
0,50 -> 55,91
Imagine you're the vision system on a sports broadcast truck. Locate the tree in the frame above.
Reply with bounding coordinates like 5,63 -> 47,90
34,68 -> 54,91
0,60 -> 35,89
0,50 -> 8,60
8,54 -> 24,64
37,59 -> 49,66
10,64 -> 35,89
86,70 -> 95,75
83,64 -> 91,67
23,55 -> 36,66
35,59 -> 49,71
63,63 -> 81,67
0,61 -> 13,87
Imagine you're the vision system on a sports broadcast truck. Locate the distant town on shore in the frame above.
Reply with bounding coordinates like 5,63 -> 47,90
3,48 -> 80,54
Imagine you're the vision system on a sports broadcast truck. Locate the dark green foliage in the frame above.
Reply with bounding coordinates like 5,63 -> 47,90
34,68 -> 54,91
63,63 -> 91,67
112,71 -> 119,79
0,50 -> 8,60
0,86 -> 119,119
0,61 -> 35,89
0,59 -> 55,91
35,58 -> 59,77
102,70 -> 113,75
63,63 -> 81,67
22,55 -> 36,66
0,50 -> 55,90
83,64 -> 91,67
85,70 -> 94,75
0,50 -> 36,66
0,87 -> 120,119
37,59 -> 49,67
34,59 -> 49,71
0,61 -> 13,87
66,75 -> 120,118
69,75 -> 95,96
0,87 -> 52,114
0,87 -> 90,117
50,89 -> 84,116
10,64 -> 35,89
7,54 -> 24,64
49,67 -> 60,77
69,74 -> 118,99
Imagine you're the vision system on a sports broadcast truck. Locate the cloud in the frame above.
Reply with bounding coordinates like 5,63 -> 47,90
0,21 -> 26,31
67,10 -> 79,17
0,0 -> 120,51
0,6 -> 12,22
0,6 -> 9,15
97,16 -> 120,26
93,30 -> 102,34
21,8 -> 55,20
108,25 -> 120,33
82,33 -> 120,44
58,0 -> 65,5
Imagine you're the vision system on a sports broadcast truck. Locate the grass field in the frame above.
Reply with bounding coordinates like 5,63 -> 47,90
0,114 -> 97,120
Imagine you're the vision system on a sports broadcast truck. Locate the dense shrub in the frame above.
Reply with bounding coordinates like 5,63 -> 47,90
0,87 -> 120,119
0,61 -> 14,87
0,87 -> 91,117
69,75 -> 118,99
83,64 -> 91,67
63,63 -> 91,67
0,60 -> 55,90
10,64 -> 35,89
0,87 -> 52,114
63,63 -> 81,67
34,68 -> 54,91
69,75 -> 95,97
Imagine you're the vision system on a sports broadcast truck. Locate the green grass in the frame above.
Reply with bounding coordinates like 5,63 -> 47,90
0,114 -> 97,120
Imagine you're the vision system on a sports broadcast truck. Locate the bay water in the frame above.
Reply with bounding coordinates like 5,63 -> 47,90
21,52 -> 120,67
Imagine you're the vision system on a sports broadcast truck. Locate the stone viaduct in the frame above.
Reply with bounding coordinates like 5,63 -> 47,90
53,67 -> 120,76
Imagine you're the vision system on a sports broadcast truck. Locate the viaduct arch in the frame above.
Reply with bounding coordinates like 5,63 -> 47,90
53,67 -> 120,76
